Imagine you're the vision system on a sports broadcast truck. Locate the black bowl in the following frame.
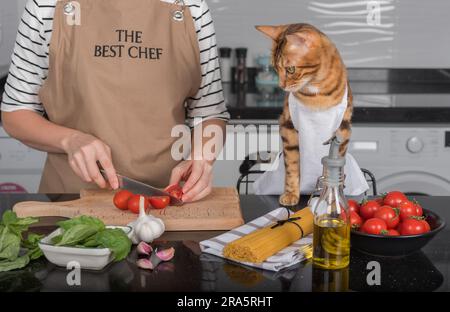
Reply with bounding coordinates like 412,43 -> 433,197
351,208 -> 445,256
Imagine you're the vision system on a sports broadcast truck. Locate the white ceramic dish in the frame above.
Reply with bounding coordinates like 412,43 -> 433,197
39,226 -> 132,270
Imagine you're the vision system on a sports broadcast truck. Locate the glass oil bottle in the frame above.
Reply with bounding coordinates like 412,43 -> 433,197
311,134 -> 350,270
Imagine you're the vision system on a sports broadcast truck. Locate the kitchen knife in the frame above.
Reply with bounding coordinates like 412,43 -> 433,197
100,169 -> 183,206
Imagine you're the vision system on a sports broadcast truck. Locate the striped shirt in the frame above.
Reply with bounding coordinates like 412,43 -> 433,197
0,0 -> 229,127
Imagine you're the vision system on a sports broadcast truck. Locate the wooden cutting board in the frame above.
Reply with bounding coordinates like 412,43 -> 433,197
13,188 -> 244,231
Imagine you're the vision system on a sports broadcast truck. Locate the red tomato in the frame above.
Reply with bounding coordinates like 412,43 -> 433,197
395,222 -> 402,233
400,219 -> 427,235
348,200 -> 360,214
374,205 -> 400,229
413,200 -> 423,216
350,211 -> 362,229
127,195 -> 149,214
419,218 -> 431,232
113,190 -> 133,210
381,229 -> 400,236
164,184 -> 183,200
359,200 -> 381,220
383,191 -> 408,208
399,200 -> 420,221
149,196 -> 170,209
375,197 -> 385,206
361,218 -> 387,235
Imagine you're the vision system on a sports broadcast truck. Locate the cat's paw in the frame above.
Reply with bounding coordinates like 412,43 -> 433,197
279,192 -> 300,207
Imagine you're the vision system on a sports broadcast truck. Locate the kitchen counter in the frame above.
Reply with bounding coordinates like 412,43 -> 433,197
0,193 -> 448,292
225,68 -> 450,123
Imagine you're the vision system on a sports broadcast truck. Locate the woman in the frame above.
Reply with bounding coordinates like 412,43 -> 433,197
1,0 -> 229,202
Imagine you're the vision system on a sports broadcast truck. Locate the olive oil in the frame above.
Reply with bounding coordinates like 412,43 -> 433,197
313,218 -> 350,269
310,134 -> 351,270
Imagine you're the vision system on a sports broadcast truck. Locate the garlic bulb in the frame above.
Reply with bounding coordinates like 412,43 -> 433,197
128,196 -> 165,244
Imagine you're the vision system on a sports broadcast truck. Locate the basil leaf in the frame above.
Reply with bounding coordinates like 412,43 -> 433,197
57,216 -> 105,232
51,235 -> 63,245
1,211 -> 39,238
56,224 -> 99,246
0,227 -> 21,261
22,233 -> 44,260
94,229 -> 132,262
0,255 -> 30,273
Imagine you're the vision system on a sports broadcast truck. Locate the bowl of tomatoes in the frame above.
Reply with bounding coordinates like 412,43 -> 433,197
349,191 -> 445,256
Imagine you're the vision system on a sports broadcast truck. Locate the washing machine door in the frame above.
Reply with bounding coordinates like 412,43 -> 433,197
378,171 -> 450,196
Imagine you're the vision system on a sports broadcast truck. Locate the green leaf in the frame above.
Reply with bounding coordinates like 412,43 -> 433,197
0,227 -> 21,261
57,216 -> 105,232
93,229 -> 132,262
0,211 -> 39,238
22,233 -> 44,249
0,255 -> 30,272
56,224 -> 99,246
51,234 -> 63,245
22,233 -> 44,261
82,237 -> 101,248
27,247 -> 43,260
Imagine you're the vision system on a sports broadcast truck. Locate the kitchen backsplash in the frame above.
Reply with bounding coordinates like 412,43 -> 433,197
209,0 -> 450,68
0,0 -> 449,70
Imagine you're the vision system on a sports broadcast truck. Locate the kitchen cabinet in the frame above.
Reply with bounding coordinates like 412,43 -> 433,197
0,126 -> 46,192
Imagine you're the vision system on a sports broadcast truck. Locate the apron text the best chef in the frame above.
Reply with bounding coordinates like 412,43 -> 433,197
39,0 -> 201,193
253,88 -> 369,196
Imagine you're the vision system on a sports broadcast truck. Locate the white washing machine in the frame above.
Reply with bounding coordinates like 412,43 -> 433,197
350,123 -> 450,196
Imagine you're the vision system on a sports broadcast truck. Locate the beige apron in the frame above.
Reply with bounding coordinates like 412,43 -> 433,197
39,0 -> 201,193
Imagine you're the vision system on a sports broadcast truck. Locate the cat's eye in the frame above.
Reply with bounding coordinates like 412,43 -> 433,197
286,66 -> 296,75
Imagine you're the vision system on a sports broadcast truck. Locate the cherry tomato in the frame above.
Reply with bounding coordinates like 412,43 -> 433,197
359,200 -> 381,220
113,190 -> 133,210
413,200 -> 423,216
395,222 -> 402,233
350,211 -> 362,229
361,218 -> 387,235
399,200 -> 420,221
383,191 -> 408,208
149,196 -> 170,209
127,195 -> 149,214
374,205 -> 400,229
419,219 -> 431,232
164,184 -> 183,200
381,229 -> 400,236
400,218 -> 427,235
348,200 -> 360,214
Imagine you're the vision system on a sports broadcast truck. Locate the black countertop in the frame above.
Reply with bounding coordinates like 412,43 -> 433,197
0,193 -> 448,292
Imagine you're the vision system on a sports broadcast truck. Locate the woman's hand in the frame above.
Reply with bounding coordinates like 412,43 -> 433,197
62,131 -> 119,189
169,160 -> 213,203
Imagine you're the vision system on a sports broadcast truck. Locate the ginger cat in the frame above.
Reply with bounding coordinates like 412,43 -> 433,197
256,23 -> 353,206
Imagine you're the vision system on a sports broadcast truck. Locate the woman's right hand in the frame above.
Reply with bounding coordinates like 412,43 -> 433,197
62,131 -> 119,189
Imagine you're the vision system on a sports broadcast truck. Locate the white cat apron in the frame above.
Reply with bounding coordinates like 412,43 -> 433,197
253,88 -> 369,196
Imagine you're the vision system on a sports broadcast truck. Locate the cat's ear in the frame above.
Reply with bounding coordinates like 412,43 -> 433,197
286,32 -> 317,49
255,25 -> 284,40
286,34 -> 307,48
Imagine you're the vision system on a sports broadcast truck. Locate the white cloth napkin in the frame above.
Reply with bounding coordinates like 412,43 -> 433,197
200,208 -> 313,272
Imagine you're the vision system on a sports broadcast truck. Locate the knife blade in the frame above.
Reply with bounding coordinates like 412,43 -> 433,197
100,169 -> 183,206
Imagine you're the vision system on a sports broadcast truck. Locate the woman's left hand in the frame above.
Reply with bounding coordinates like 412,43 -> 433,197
169,159 -> 213,203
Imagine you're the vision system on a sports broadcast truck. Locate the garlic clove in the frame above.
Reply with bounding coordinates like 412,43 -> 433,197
137,241 -> 153,256
156,247 -> 175,262
136,258 -> 154,270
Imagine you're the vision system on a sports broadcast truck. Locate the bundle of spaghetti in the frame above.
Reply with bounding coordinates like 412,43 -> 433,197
223,208 -> 313,263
